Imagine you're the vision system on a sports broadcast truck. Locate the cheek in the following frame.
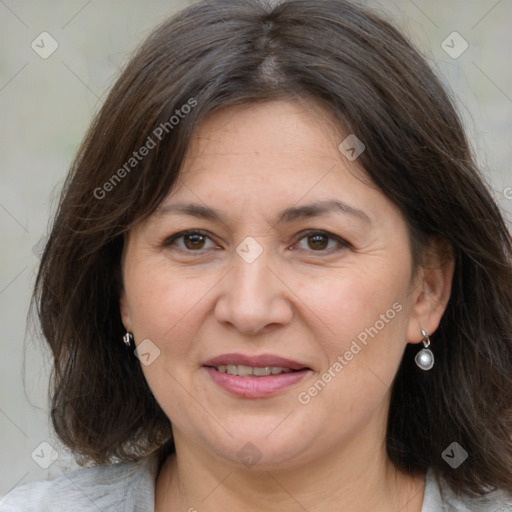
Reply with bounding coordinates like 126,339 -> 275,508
298,265 -> 409,355
293,268 -> 412,424
295,272 -> 410,434
124,262 -> 212,422
124,259 -> 212,358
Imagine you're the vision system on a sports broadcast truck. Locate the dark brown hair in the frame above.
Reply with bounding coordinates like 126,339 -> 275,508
33,0 -> 512,497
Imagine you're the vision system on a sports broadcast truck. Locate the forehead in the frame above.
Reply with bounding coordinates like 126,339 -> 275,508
135,100 -> 406,238
164,100 -> 385,217
174,100 -> 368,199
181,99 -> 346,173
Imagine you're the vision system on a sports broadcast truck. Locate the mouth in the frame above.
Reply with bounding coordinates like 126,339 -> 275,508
212,364 -> 300,377
202,353 -> 311,373
202,353 -> 312,398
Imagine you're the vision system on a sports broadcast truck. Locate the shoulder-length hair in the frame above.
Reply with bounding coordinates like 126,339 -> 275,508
33,0 -> 512,497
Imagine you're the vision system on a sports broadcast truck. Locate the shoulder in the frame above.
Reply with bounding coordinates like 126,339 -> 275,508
0,455 -> 159,512
423,467 -> 512,512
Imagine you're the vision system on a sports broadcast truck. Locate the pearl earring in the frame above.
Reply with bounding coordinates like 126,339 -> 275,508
415,329 -> 434,370
123,332 -> 134,347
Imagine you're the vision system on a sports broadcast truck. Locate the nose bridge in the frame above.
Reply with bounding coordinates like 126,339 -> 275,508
233,249 -> 270,297
232,234 -> 274,297
214,241 -> 293,334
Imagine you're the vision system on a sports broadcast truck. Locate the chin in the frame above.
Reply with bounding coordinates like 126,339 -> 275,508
201,424 -> 318,471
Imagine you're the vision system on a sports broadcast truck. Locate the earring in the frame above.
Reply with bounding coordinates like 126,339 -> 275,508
415,329 -> 434,370
123,332 -> 134,347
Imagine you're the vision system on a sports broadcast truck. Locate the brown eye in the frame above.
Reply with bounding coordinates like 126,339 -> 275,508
295,230 -> 351,253
307,233 -> 329,251
183,233 -> 206,250
164,230 -> 216,252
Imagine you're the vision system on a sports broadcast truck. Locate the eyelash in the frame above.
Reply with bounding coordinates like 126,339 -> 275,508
163,229 -> 352,254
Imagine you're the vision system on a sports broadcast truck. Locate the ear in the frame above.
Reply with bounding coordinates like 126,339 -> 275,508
119,287 -> 133,332
406,238 -> 455,343
118,235 -> 133,332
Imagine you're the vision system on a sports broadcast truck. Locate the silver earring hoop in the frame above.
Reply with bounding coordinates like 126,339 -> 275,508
415,329 -> 434,370
123,332 -> 134,347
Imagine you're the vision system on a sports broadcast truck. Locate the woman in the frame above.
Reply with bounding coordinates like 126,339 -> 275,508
2,0 -> 512,510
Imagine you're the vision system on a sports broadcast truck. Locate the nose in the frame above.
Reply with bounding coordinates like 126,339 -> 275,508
214,249 -> 294,336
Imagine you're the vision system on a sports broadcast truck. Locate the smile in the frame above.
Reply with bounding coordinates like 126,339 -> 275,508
214,364 -> 295,376
203,366 -> 311,398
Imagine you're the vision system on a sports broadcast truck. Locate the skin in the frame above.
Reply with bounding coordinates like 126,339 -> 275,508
120,99 -> 454,512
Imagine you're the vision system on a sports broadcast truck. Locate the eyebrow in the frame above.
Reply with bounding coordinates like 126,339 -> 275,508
155,199 -> 371,225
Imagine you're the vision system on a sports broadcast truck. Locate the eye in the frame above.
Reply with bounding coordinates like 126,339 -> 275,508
163,229 -> 351,254
294,230 -> 351,252
163,230 -> 217,251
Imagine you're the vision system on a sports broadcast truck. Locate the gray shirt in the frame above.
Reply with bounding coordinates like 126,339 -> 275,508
1,455 -> 511,511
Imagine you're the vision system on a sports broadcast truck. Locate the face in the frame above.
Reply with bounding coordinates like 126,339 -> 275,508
120,99 -> 447,471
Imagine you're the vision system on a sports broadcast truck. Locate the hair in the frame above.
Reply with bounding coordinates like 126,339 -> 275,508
32,0 -> 512,498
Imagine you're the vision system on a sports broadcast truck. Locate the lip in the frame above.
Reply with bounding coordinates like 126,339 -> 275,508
202,353 -> 310,371
202,353 -> 312,399
204,367 -> 311,398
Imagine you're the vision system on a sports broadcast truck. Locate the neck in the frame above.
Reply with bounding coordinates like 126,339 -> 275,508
155,431 -> 426,512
